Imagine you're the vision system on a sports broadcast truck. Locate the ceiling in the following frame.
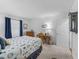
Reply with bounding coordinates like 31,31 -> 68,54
0,0 -> 75,18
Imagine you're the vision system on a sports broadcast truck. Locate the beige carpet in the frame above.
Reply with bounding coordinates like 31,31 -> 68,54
37,44 -> 73,59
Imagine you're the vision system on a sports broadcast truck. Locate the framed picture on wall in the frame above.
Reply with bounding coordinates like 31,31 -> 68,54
69,12 -> 78,33
23,24 -> 28,29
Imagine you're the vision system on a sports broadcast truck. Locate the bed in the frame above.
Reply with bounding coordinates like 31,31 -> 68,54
0,36 -> 42,59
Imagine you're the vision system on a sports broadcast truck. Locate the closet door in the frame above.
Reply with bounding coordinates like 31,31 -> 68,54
11,20 -> 20,37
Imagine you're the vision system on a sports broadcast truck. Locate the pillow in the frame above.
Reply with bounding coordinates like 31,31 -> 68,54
5,39 -> 12,45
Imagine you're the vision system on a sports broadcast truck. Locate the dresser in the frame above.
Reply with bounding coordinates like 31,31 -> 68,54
26,31 -> 35,37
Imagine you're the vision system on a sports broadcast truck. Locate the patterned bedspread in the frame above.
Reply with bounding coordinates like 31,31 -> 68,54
0,36 -> 42,59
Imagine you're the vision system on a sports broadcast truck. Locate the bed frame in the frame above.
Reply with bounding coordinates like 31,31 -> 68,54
27,46 -> 42,59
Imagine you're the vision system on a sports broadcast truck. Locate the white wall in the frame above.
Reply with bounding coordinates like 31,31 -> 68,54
56,17 -> 70,48
0,14 -> 5,37
70,0 -> 78,12
69,0 -> 78,59
23,18 -> 32,35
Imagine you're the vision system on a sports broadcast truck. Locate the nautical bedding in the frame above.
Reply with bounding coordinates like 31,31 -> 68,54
0,36 -> 42,59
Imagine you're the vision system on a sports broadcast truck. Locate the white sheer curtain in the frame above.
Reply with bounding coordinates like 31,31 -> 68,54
11,19 -> 20,37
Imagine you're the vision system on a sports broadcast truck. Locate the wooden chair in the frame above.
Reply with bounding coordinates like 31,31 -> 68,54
36,32 -> 46,43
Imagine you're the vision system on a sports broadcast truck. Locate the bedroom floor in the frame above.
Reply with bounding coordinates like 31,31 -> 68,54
37,44 -> 73,59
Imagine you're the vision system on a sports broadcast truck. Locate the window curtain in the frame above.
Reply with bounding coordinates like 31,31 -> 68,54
5,17 -> 12,38
20,20 -> 23,36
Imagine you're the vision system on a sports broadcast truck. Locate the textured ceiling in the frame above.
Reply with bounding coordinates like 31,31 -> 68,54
0,0 -> 75,18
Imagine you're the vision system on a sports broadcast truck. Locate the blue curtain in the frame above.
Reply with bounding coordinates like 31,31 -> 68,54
5,17 -> 12,38
20,20 -> 23,36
